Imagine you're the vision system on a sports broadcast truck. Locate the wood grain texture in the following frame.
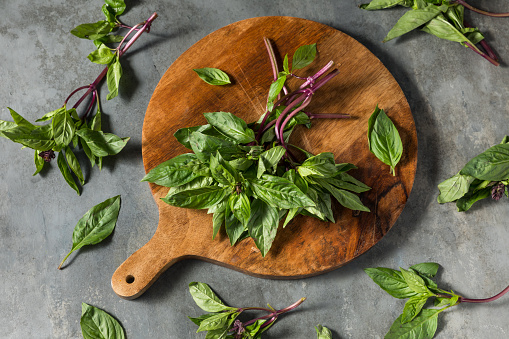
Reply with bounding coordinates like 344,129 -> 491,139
111,16 -> 417,299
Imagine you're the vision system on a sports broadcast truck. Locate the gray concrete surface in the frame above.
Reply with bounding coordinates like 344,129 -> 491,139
1,0 -> 509,338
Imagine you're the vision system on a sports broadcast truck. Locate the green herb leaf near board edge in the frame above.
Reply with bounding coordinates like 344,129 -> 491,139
80,303 -> 126,339
193,68 -> 231,86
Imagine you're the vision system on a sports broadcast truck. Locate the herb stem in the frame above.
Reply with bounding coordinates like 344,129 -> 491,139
241,297 -> 306,327
308,113 -> 351,119
460,285 -> 509,303
455,0 -> 509,17
464,20 -> 499,61
58,250 -> 73,270
464,42 -> 500,66
278,96 -> 312,148
64,85 -> 90,106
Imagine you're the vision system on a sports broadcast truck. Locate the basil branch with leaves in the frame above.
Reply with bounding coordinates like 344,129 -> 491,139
437,136 -> 509,211
188,282 -> 305,338
365,263 -> 509,339
0,0 -> 157,195
143,41 -> 371,257
360,0 -> 505,65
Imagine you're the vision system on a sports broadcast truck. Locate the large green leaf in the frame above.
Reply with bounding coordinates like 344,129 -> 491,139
384,6 -> 442,42
400,268 -> 430,294
364,267 -> 418,299
247,199 -> 279,257
204,112 -> 254,144
64,146 -> 85,185
163,185 -> 229,210
71,21 -> 113,40
460,143 -> 509,181
292,43 -> 317,70
106,55 -> 122,100
250,175 -> 315,209
385,309 -> 439,339
401,295 -> 429,324
76,128 -> 129,157
316,179 -> 370,212
188,282 -> 235,313
189,131 -> 241,162
8,107 -> 36,130
456,186 -> 491,212
229,193 -> 250,227
59,196 -> 121,268
298,152 -> 337,178
141,153 -> 200,187
80,303 -> 125,339
437,173 -> 474,203
368,106 -> 402,175
360,0 -> 413,10
409,262 -> 439,278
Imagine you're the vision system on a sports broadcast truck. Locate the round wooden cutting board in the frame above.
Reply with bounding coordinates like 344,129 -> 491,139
111,16 -> 417,299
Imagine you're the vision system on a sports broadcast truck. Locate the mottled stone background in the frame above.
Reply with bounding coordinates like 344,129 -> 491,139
1,1 -> 508,338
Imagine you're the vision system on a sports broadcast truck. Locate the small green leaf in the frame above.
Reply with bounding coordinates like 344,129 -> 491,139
292,43 -> 317,71
460,143 -> 509,181
188,314 -> 216,326
80,303 -> 125,339
163,185 -> 229,210
93,34 -> 124,48
52,108 -> 75,147
267,76 -> 286,109
71,21 -> 113,40
400,268 -> 430,294
193,68 -> 231,86
204,112 -> 255,144
229,193 -> 250,227
437,173 -> 475,203
210,151 -> 238,186
65,146 -> 85,185
188,282 -> 235,313
224,204 -> 246,246
283,54 -> 290,74
76,128 -> 129,157
360,0 -> 413,10
197,312 -> 231,332
142,153 -> 200,187
58,196 -> 120,268
315,324 -> 333,339
456,186 -> 491,212
385,309 -> 439,339
247,199 -> 279,257
57,151 -> 80,196
35,107 -> 65,122
105,0 -> 126,16
298,152 -> 338,178
257,146 -> 286,178
33,150 -> 45,176
106,55 -> 122,100
401,295 -> 429,324
409,263 -> 439,279
87,43 -> 115,64
250,175 -> 315,209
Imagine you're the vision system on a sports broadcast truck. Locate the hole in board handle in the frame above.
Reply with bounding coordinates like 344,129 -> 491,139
126,275 -> 135,284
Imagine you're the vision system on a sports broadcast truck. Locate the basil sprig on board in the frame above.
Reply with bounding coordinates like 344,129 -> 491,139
81,303 -> 125,339
360,0 -> 502,66
188,282 -> 305,338
0,0 -> 157,194
437,136 -> 509,211
367,105 -> 403,176
143,42 -> 370,257
365,263 -> 509,339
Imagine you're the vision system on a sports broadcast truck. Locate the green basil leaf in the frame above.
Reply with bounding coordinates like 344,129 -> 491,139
81,137 -> 96,167
174,124 -> 228,149
59,195 -> 120,268
301,186 -> 333,222
385,309 -> 439,339
298,152 -> 337,178
204,326 -> 231,339
188,314 -> 216,326
88,43 -> 115,65
455,186 -> 491,212
162,185 -> 229,209
168,176 -> 215,196
316,179 -> 370,212
102,4 -> 117,24
212,209 -> 225,240
65,146 -> 85,185
326,174 -> 371,193
106,55 -> 122,100
188,282 -> 235,313
422,14 -> 479,46
292,43 -> 317,71
283,54 -> 290,74
210,151 -> 239,185
410,262 -> 439,279
250,175 -> 315,209
35,107 -> 65,122
257,146 -> 286,178
203,112 -> 255,144
315,324 -> 333,339
76,128 -> 129,157
93,34 -> 124,48
229,158 -> 254,171
401,295 -> 429,324
193,68 -> 231,86
71,21 -> 113,40
283,169 -> 309,194
80,303 -> 125,339
33,150 -> 45,176
142,153 -> 199,187
283,207 -> 301,228
437,173 -> 475,203
229,193 -> 250,227
89,108 -> 102,131
52,108 -> 75,147
364,267 -> 417,299
384,6 -> 442,42
0,119 -> 18,139
247,199 -> 279,257
368,106 -> 402,175
360,0 -> 413,10
400,268 -> 431,294
267,76 -> 286,110
460,143 -> 509,181
197,312 -> 231,332
8,107 -> 35,130
105,0 -> 126,16
189,131 -> 241,162
225,204 -> 246,246
57,151 -> 80,195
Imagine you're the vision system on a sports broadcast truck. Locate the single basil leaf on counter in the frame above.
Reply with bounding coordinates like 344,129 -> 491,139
384,6 -> 442,42
189,282 -> 235,313
80,303 -> 125,339
76,128 -> 129,157
197,312 -> 232,332
33,150 -> 45,176
229,193 -> 250,227
437,173 -> 474,203
189,131 -> 241,162
460,143 -> 509,181
225,203 -> 246,246
401,295 -> 429,324
368,106 -> 402,176
57,151 -> 80,195
106,54 -> 122,100
250,175 -> 315,209
456,186 -> 491,212
163,185 -> 229,210
193,68 -> 231,86
247,199 -> 279,257
292,43 -> 317,71
257,146 -> 286,178
422,14 -> 480,46
142,153 -> 199,187
204,112 -> 255,144
52,108 -> 75,147
267,75 -> 286,112
58,195 -> 120,268
87,43 -> 115,64
360,0 -> 413,10
315,324 -> 333,339
385,309 -> 439,339
409,262 -> 439,279
71,20 -> 113,40
65,146 -> 85,185
364,267 -> 417,299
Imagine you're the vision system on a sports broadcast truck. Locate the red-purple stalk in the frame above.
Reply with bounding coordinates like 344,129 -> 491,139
237,297 -> 305,330
460,285 -> 509,303
454,0 -> 509,18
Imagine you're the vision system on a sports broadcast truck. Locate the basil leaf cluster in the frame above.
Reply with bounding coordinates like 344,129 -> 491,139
143,110 -> 370,257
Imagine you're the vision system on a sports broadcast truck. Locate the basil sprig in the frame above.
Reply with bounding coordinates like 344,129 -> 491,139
437,136 -> 509,211
188,282 -> 305,338
365,263 -> 509,339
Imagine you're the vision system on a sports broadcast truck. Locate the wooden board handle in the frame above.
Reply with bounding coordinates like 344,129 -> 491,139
111,230 -> 181,299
